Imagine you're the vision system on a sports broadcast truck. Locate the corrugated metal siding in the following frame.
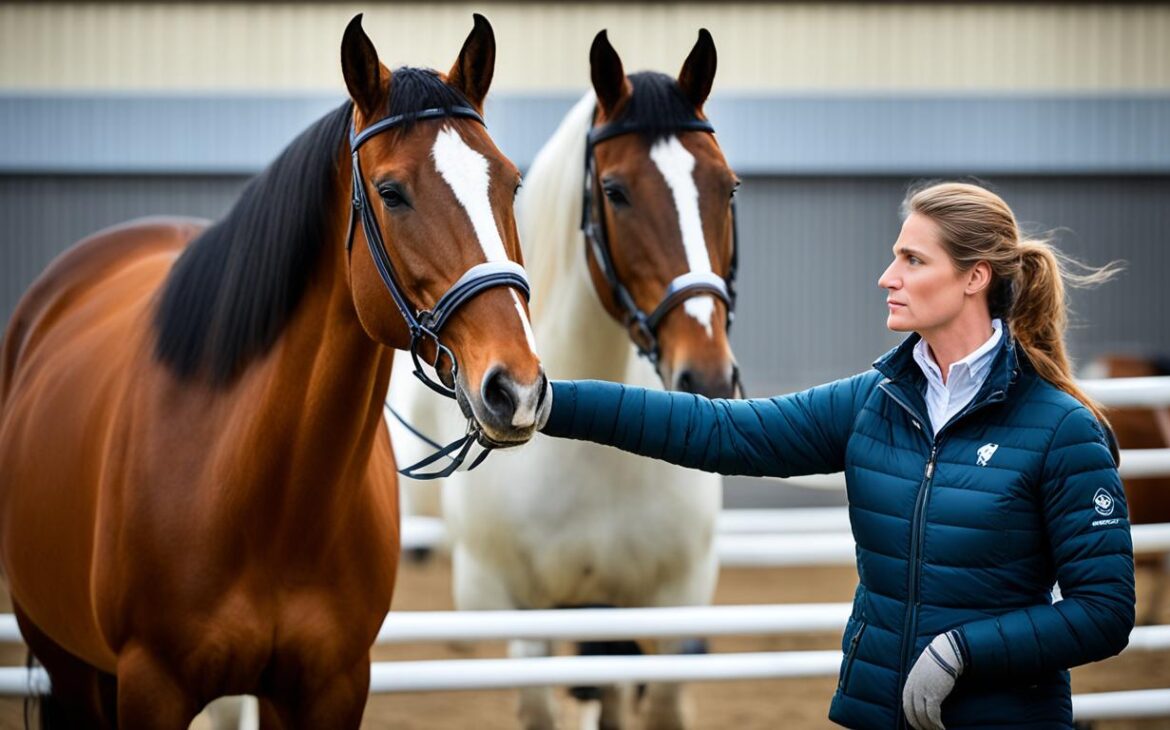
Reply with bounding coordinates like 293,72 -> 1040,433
7,94 -> 1169,176
3,3 -> 1169,91
0,175 -> 247,331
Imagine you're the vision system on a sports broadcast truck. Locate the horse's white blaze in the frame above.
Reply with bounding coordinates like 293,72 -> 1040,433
509,289 -> 541,428
432,127 -> 508,263
432,126 -> 537,365
512,291 -> 537,355
650,136 -> 716,337
683,297 -> 716,335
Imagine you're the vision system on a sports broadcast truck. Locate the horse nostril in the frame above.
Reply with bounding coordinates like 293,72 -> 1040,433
481,366 -> 516,422
675,367 -> 737,399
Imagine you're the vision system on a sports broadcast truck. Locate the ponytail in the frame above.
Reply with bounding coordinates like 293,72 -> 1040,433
1011,240 -> 1121,429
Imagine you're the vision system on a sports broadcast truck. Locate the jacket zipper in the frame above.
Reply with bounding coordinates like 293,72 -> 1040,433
879,381 -> 1007,729
878,381 -> 934,730
839,620 -> 868,693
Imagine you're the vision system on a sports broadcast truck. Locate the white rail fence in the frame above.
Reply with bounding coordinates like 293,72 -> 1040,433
402,514 -> 1170,567
4,661 -> 1168,721
0,612 -> 1167,719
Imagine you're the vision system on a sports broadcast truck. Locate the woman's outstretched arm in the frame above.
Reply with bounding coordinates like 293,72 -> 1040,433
541,371 -> 881,478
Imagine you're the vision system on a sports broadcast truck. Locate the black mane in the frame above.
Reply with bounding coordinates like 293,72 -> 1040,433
153,67 -> 474,386
615,72 -> 703,140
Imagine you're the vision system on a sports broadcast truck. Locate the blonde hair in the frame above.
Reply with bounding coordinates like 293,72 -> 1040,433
902,181 -> 1124,429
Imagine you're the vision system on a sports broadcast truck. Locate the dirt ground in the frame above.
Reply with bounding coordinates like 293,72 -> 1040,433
0,557 -> 1166,729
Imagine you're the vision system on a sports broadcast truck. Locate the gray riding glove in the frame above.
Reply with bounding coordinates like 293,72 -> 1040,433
902,630 -> 964,730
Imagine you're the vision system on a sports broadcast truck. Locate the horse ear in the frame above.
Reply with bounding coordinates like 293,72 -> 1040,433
448,13 -> 495,112
590,30 -> 629,117
678,28 -> 717,111
341,14 -> 386,120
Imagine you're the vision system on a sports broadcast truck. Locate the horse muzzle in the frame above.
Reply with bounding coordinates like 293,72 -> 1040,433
457,366 -> 549,446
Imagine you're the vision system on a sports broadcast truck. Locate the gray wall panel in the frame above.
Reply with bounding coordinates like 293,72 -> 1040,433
4,95 -> 1170,175
0,175 -> 247,330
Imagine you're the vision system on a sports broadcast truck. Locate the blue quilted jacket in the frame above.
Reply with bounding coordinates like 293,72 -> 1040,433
543,332 -> 1135,729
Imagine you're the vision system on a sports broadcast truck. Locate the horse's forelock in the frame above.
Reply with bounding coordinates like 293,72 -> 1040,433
616,72 -> 703,142
385,67 -> 474,128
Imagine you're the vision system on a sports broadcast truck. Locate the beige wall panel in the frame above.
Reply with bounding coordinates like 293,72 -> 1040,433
1,3 -> 1168,91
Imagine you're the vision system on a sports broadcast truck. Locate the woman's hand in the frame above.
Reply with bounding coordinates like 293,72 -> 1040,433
536,378 -> 552,431
902,631 -> 964,730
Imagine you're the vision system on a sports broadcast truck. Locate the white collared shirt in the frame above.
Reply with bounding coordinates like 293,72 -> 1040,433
912,319 -> 1004,435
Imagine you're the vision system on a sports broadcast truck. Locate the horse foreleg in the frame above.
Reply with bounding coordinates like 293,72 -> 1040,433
261,660 -> 369,730
115,645 -> 200,729
200,695 -> 261,730
598,684 -> 634,729
636,638 -> 702,730
14,603 -> 118,729
510,639 -> 560,730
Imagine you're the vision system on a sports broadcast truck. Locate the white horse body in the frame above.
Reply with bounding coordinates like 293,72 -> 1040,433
389,92 -> 721,729
390,92 -> 720,616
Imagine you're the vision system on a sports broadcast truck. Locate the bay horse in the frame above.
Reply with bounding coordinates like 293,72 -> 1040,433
0,13 -> 547,728
390,29 -> 739,730
1084,354 -> 1170,624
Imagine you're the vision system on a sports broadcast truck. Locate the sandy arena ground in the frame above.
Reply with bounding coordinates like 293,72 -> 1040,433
0,557 -> 1166,729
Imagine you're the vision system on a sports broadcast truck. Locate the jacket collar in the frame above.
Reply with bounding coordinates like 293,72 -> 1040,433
874,324 -> 1022,407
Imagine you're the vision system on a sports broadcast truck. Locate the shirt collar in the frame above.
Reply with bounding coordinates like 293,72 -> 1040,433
912,319 -> 1003,387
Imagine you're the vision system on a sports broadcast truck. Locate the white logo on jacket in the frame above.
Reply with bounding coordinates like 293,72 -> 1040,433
1093,488 -> 1115,516
976,443 -> 999,467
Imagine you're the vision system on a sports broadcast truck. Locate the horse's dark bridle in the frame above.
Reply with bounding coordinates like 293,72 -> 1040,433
580,113 -> 739,366
346,105 -> 532,479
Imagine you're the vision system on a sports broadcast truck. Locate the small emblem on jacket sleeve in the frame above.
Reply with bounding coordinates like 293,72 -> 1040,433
976,443 -> 999,466
1093,488 -> 1115,517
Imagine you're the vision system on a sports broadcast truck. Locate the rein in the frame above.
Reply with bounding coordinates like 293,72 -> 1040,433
580,113 -> 739,365
346,105 -> 530,479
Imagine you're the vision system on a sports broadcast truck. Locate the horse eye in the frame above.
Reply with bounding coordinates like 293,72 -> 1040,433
604,186 -> 629,207
379,186 -> 406,209
730,181 -> 742,200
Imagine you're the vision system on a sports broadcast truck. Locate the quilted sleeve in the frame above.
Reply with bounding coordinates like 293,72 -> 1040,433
541,371 -> 880,477
955,406 -> 1136,678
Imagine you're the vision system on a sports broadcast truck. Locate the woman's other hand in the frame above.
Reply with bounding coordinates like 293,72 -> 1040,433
903,631 -> 964,730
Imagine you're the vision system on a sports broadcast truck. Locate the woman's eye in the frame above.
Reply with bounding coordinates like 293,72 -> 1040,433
379,187 -> 405,209
604,186 -> 629,206
908,256 -> 922,265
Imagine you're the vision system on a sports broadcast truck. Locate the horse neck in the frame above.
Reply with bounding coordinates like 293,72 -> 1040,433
521,92 -> 643,383
224,180 -> 393,531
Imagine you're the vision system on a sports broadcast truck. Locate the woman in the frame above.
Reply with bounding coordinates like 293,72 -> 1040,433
537,182 -> 1135,729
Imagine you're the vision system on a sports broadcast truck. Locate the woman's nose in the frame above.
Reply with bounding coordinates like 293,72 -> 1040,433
878,263 -> 899,290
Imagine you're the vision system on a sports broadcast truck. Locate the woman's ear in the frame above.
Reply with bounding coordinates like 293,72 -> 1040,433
966,261 -> 993,296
